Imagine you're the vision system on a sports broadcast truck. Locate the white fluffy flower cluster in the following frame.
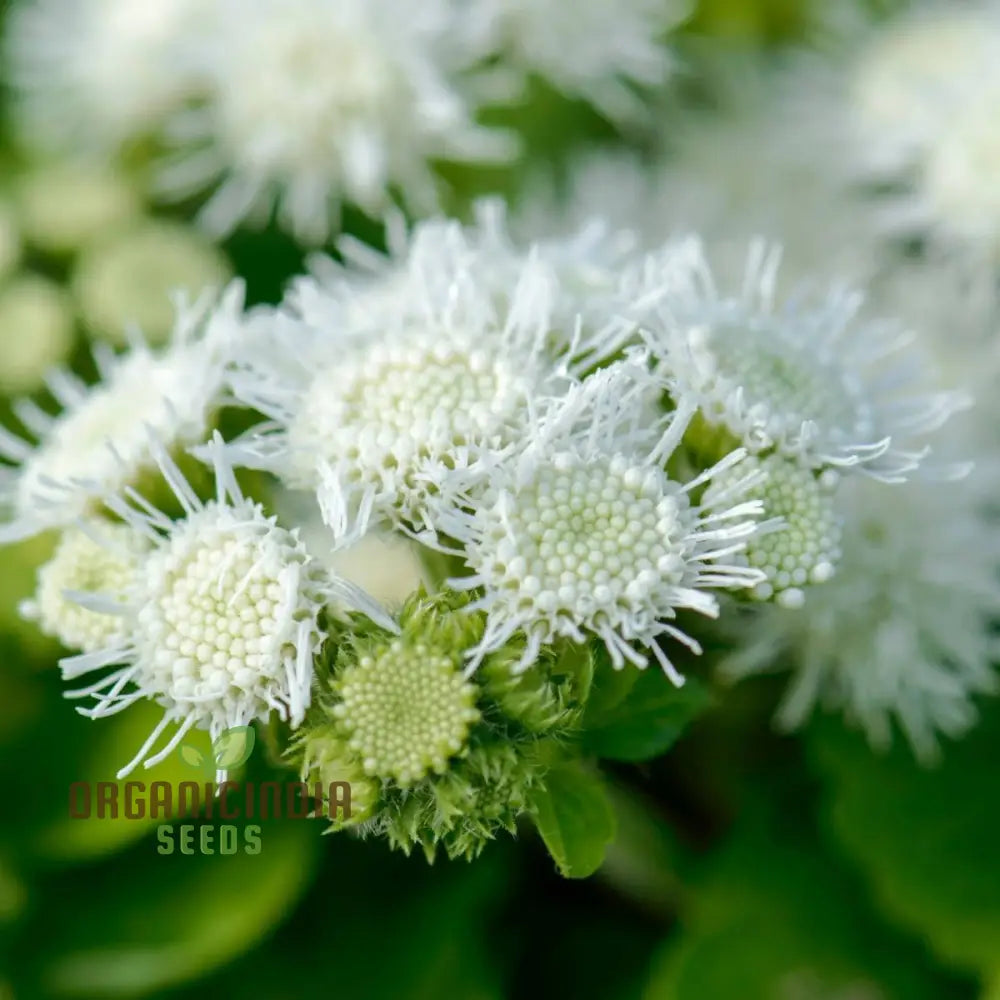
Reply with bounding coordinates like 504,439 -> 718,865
4,0 -> 685,243
0,205 -> 981,772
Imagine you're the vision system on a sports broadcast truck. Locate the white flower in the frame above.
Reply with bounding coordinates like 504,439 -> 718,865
866,253 -> 1000,454
849,4 -> 1000,174
0,283 -> 243,544
848,3 -> 1000,248
722,464 -> 1000,764
60,436 -> 395,778
5,0 -> 206,154
517,61 -> 887,288
438,358 -> 765,681
760,3 -> 1000,253
20,519 -> 149,653
705,456 -> 842,609
459,0 -> 689,122
155,0 -> 512,243
639,240 -> 969,482
225,214 -> 634,538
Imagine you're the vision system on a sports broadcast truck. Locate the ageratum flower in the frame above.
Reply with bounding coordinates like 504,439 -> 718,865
59,436 -> 394,778
224,212 -> 648,540
439,358 -> 765,682
705,455 -> 842,609
722,460 -> 1000,764
155,0 -> 513,242
458,0 -> 689,123
5,0 -> 207,154
639,240 -> 969,482
0,283 -> 243,544
20,518 -> 149,653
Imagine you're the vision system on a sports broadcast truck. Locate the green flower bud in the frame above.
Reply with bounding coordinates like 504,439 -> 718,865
328,591 -> 482,787
377,739 -> 550,862
480,639 -> 592,734
291,721 -> 379,828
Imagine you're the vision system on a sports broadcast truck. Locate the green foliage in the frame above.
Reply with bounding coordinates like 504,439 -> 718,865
810,707 -> 1000,978
527,762 -> 617,878
21,821 -> 319,997
583,666 -> 712,762
643,809 -> 967,1000
375,739 -> 549,862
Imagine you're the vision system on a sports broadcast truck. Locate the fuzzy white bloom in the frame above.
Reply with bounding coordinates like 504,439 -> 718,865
849,3 -> 1000,248
721,463 -> 1000,764
517,58 -> 887,289
866,253 -> 1000,453
155,0 -> 512,243
20,519 -> 148,652
225,213 -> 645,538
438,357 -> 765,681
849,5 -> 1000,171
459,0 -> 689,122
0,284 -> 243,544
5,0 -> 206,154
60,437 -> 395,778
639,240 -> 969,482
757,3 -> 1000,254
705,456 -> 842,609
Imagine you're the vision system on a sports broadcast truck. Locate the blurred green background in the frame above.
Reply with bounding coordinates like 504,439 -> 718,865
0,1 -> 996,998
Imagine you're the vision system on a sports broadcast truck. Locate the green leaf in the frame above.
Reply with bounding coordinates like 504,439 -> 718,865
810,706 -> 1000,977
35,820 -> 319,997
212,725 -> 256,770
580,645 -> 639,725
177,744 -> 207,770
34,703 -> 214,863
528,763 -> 616,879
583,671 -> 712,762
643,808 -> 968,1000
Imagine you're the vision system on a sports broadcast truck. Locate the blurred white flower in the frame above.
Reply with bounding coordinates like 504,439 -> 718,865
60,437 -> 394,778
722,459 -> 1000,764
156,0 -> 513,243
438,358 -> 764,681
459,0 -> 690,122
771,2 -> 1000,254
518,62 -> 886,287
20,518 -> 148,653
0,283 -> 243,543
640,240 -> 969,481
5,0 -> 206,154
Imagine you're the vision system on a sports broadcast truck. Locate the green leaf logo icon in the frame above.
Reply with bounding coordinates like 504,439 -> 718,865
178,743 -> 208,771
213,726 -> 256,771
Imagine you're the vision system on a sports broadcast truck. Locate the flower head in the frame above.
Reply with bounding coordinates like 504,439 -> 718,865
155,0 -> 511,242
328,602 -> 482,786
460,0 -> 688,123
59,436 -> 394,778
20,519 -> 149,653
722,465 -> 1000,763
0,284 -> 243,544
705,456 -> 842,609
226,215 -> 615,538
641,241 -> 968,482
5,0 -> 205,154
439,358 -> 765,681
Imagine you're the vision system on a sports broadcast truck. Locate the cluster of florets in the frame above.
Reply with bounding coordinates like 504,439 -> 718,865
0,205 -> 981,861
